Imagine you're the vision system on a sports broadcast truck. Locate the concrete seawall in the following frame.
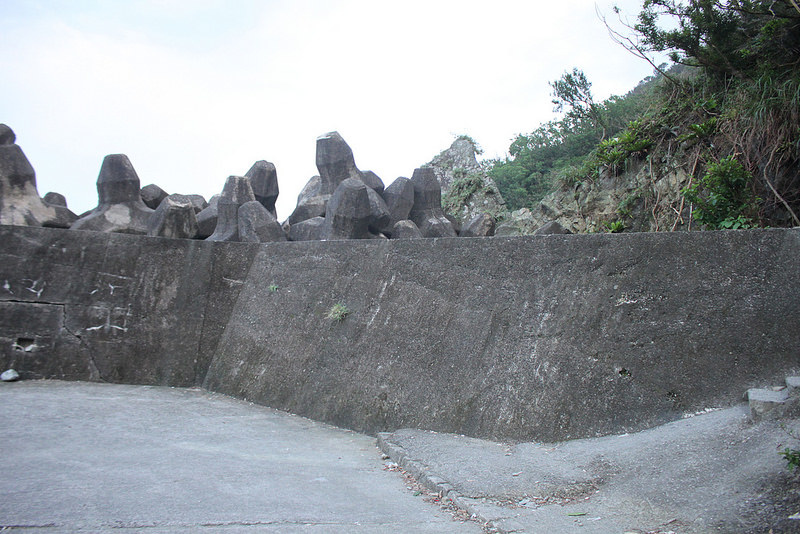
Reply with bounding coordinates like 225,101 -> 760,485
1,225 -> 798,442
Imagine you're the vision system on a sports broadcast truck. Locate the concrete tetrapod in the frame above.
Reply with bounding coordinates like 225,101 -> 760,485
71,154 -> 154,235
0,124 -> 77,228
408,167 -> 457,238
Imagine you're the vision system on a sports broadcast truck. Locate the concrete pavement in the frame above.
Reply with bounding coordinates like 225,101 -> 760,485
379,407 -> 800,533
6,379 -> 800,533
0,381 -> 483,533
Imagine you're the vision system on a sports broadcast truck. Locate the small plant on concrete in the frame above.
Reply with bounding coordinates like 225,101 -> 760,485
268,284 -> 279,292
326,303 -> 350,322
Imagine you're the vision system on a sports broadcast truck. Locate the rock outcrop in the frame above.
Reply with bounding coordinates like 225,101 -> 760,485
427,137 -> 506,224
520,162 -> 692,234
460,213 -> 496,237
495,208 -> 539,236
534,221 -> 572,235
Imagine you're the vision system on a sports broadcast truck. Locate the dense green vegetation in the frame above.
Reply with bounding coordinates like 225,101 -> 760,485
489,72 -> 660,210
490,0 -> 800,229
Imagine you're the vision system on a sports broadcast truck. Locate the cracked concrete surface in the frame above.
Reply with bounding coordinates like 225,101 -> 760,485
0,381 -> 483,533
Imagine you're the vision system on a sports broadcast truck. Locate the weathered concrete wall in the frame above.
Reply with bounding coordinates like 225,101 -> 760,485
0,227 -> 256,386
1,225 -> 798,442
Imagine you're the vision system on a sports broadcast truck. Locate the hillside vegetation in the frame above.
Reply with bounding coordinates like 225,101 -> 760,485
484,0 -> 800,234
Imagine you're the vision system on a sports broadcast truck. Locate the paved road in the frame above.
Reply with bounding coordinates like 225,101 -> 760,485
381,408 -> 800,533
0,381 -> 483,533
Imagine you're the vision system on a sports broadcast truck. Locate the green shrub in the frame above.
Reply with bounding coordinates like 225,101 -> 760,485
679,117 -> 719,142
442,173 -> 485,214
682,156 -> 760,229
781,447 -> 800,471
595,120 -> 654,169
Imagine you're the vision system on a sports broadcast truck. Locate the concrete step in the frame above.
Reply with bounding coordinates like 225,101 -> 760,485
746,387 -> 791,421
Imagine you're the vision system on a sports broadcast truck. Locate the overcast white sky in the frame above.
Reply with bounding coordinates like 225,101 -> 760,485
1,0 -> 658,218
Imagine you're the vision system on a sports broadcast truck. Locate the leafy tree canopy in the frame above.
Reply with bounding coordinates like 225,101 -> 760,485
491,0 -> 800,225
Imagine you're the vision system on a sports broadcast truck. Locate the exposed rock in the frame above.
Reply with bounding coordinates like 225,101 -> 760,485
414,213 -> 457,238
408,167 -> 457,238
391,220 -> 423,239
383,177 -> 415,229
495,208 -> 539,236
147,194 -> 199,239
0,124 -> 76,228
207,176 -> 256,242
324,178 -> 373,240
288,175 -> 328,225
196,195 -> 220,238
427,137 -> 506,224
521,160 -> 693,234
360,170 -> 385,196
534,221 -> 572,235
245,160 -> 279,219
140,184 -> 169,210
238,200 -> 287,243
1,369 -> 19,382
461,213 -> 496,237
43,192 -> 67,207
71,154 -> 154,234
429,137 -> 481,193
288,216 -> 326,241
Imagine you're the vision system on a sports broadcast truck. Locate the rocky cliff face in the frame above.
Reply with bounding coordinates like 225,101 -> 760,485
498,153 -> 694,236
426,137 -> 506,224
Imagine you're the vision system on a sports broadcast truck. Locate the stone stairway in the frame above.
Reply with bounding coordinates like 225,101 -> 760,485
746,376 -> 800,420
